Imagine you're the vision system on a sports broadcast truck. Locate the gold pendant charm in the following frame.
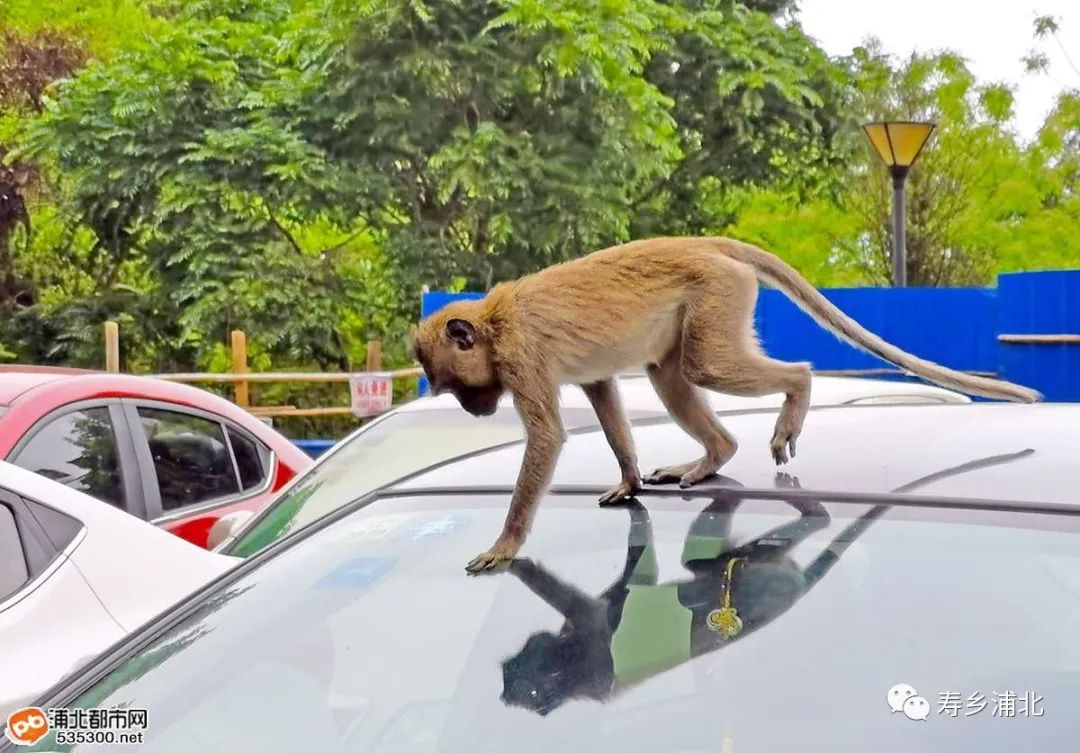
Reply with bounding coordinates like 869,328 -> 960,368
706,607 -> 743,639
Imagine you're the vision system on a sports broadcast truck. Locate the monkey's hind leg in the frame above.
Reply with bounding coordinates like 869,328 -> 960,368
581,379 -> 642,505
685,351 -> 810,465
680,288 -> 811,466
642,348 -> 738,487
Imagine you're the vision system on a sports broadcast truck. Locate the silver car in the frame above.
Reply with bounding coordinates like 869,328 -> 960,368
8,400 -> 1077,753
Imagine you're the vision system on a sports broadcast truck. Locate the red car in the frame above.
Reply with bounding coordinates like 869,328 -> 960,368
0,365 -> 312,549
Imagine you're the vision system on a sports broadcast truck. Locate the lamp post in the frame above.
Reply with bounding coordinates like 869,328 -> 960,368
862,121 -> 936,287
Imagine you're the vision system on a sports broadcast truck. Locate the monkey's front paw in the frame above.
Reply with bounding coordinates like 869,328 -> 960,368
598,477 -> 640,506
465,537 -> 522,574
770,433 -> 797,465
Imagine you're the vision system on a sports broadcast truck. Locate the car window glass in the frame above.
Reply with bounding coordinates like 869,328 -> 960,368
11,407 -> 126,508
53,497 -> 1080,753
138,408 -> 240,512
24,498 -> 84,552
227,427 -> 268,491
0,503 -> 29,602
227,409 -> 534,557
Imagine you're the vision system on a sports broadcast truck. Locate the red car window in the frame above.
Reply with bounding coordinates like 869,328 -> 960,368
138,407 -> 241,511
226,426 -> 270,491
10,407 -> 126,509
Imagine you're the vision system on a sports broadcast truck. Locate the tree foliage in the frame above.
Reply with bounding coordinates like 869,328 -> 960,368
727,42 -> 1080,287
8,0 -> 847,376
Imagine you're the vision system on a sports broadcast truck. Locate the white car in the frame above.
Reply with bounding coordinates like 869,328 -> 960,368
212,375 -> 969,552
0,461 -> 237,718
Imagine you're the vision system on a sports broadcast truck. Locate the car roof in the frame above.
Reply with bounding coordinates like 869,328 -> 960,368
0,368 -> 304,458
396,402 -> 1079,507
396,374 -> 969,415
0,366 -> 97,404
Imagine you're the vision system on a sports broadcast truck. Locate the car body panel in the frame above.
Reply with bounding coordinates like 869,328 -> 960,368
0,367 -> 311,548
0,461 -> 238,718
0,462 -> 238,628
0,545 -> 124,718
399,373 -> 970,416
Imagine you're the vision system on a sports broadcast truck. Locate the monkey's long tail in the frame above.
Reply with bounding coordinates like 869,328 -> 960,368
716,239 -> 1043,404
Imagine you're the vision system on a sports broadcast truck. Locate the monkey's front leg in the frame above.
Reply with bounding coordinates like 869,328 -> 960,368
466,390 -> 566,573
581,379 -> 641,506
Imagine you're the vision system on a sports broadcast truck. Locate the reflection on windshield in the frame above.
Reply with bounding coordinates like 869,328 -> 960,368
501,497 -> 889,715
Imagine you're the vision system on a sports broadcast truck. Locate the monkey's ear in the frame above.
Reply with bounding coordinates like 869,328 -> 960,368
446,318 -> 477,350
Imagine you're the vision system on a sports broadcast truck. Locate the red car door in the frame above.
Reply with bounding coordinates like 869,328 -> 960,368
117,399 -> 283,548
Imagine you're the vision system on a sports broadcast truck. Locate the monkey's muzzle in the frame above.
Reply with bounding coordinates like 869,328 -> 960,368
454,385 -> 502,417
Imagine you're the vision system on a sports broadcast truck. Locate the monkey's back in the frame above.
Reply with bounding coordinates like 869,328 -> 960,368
507,237 -> 749,382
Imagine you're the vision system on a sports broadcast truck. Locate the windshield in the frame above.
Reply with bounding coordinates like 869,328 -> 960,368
24,491 -> 1080,753
227,406 -> 631,557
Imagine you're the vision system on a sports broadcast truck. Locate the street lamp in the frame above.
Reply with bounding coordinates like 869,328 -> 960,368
862,121 -> 936,287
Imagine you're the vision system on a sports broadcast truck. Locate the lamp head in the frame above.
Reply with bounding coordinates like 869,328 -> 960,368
863,121 -> 936,172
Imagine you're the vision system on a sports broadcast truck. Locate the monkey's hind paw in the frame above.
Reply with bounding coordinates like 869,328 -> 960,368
598,478 -> 640,506
465,538 -> 521,574
644,458 -> 719,488
643,461 -> 697,486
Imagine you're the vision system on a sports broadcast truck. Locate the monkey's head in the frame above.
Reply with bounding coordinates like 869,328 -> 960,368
499,630 -> 613,715
411,304 -> 504,417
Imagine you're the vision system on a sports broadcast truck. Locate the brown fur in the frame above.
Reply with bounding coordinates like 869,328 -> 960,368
410,236 -> 1042,572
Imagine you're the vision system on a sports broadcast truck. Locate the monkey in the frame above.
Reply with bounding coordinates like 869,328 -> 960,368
409,236 -> 1042,572
499,496 -> 890,715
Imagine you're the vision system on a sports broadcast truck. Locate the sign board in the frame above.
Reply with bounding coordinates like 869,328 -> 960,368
349,372 -> 393,417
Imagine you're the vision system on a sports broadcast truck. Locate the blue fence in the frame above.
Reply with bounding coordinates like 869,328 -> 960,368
997,271 -> 1080,403
292,439 -> 336,459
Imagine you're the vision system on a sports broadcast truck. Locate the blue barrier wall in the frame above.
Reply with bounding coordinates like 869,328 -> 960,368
293,439 -> 336,459
998,270 -> 1080,402
756,287 -> 998,373
417,270 -> 1080,401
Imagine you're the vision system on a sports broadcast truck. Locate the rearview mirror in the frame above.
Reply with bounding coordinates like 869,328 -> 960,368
208,510 -> 255,551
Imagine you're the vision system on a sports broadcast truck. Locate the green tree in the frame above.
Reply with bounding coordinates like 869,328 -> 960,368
0,0 -> 162,57
1022,14 -> 1080,91
17,0 -> 848,375
0,26 -> 89,358
298,0 -> 850,287
18,0 -> 400,371
727,42 -> 1080,287
632,0 -> 852,237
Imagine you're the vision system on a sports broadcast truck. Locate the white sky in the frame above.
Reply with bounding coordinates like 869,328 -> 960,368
796,0 -> 1079,142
